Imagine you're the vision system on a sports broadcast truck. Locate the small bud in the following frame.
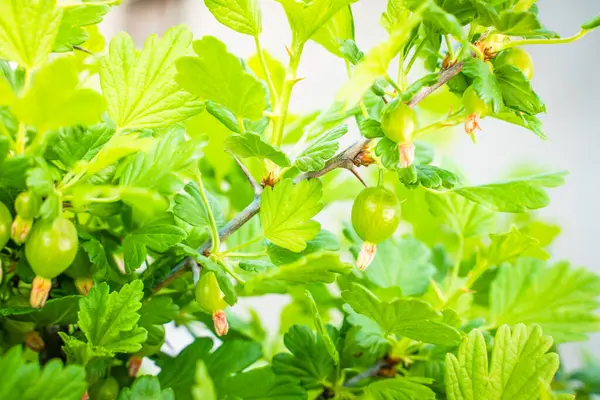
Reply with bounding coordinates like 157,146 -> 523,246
464,113 -> 482,143
354,145 -> 376,167
11,215 -> 33,245
24,330 -> 45,352
398,143 -> 415,168
212,310 -> 229,337
30,276 -> 52,308
128,355 -> 143,377
74,277 -> 94,296
260,170 -> 280,188
357,242 -> 377,271
81,392 -> 89,400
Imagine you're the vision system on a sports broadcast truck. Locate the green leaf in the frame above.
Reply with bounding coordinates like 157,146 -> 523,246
13,56 -> 105,132
276,0 -> 356,45
248,252 -> 352,287
0,346 -> 87,400
359,118 -> 384,138
81,238 -> 114,278
495,11 -> 556,38
311,6 -> 355,57
158,338 -> 262,400
0,155 -> 30,190
204,0 -> 261,36
462,58 -> 502,113
491,109 -> 546,140
490,258 -> 600,343
158,338 -> 214,400
176,36 -> 267,121
273,325 -> 336,389
260,178 -> 323,252
484,227 -> 543,266
398,164 -> 461,190
120,376 -> 175,400
582,15 -> 600,30
0,0 -> 62,68
118,126 -> 203,192
336,6 -> 421,108
237,259 -> 275,273
342,283 -> 462,345
205,340 -> 262,386
100,25 -> 204,130
7,295 -> 80,325
193,361 -> 216,400
453,171 -> 567,213
123,214 -> 186,271
364,237 -> 436,296
83,132 -> 154,177
123,236 -> 147,272
138,296 -> 180,328
495,64 -> 545,115
294,125 -> 348,172
380,0 -> 409,33
173,182 -> 225,228
78,280 -> 147,353
363,377 -> 436,400
46,122 -> 116,169
305,290 -> 339,366
225,132 -> 290,167
222,366 -> 306,400
58,334 -> 113,367
425,191 -> 495,237
340,39 -> 365,64
205,100 -> 241,133
445,325 -> 560,400
267,229 -> 340,265
54,4 -> 110,52
422,2 -> 466,40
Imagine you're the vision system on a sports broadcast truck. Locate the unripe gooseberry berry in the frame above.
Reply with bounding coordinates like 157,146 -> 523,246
351,186 -> 401,271
495,47 -> 534,80
195,271 -> 229,336
463,86 -> 489,116
15,191 -> 42,220
25,216 -> 78,308
380,98 -> 418,144
0,202 -> 12,249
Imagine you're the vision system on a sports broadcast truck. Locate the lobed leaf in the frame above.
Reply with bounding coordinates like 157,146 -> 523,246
260,179 -> 323,252
490,258 -> 600,343
176,36 -> 267,121
100,25 -> 204,130
78,280 -> 147,353
453,171 -> 567,213
0,0 -> 61,68
204,0 -> 261,36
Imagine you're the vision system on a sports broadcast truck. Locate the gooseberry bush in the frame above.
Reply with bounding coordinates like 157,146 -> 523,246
1,0 -> 600,399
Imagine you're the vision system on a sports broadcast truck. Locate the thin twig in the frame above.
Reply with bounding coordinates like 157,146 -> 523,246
233,156 -> 262,195
152,61 -> 466,292
407,62 -> 464,107
343,360 -> 387,387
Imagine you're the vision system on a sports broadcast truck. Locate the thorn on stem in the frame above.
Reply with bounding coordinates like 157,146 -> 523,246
349,166 -> 368,187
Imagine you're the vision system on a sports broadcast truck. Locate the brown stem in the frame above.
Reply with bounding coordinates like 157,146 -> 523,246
152,63 -> 465,292
343,359 -> 387,387
232,155 -> 262,196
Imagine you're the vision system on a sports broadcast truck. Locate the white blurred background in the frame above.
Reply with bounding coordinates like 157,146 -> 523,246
99,0 -> 600,368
